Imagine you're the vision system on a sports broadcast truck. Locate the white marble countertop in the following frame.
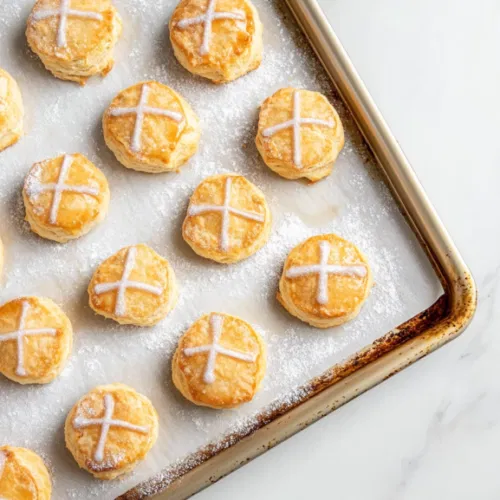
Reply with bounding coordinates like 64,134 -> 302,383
196,0 -> 495,498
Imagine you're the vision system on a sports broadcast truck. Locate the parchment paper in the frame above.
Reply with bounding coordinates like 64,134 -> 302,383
0,1 -> 442,497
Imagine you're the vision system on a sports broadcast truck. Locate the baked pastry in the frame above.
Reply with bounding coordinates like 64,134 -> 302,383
103,81 -> 200,173
0,68 -> 23,152
26,0 -> 122,85
65,383 -> 159,480
0,446 -> 51,499
0,296 -> 73,384
182,174 -> 271,264
88,244 -> 178,326
23,153 -> 110,243
169,0 -> 263,83
278,234 -> 372,328
172,312 -> 266,409
256,88 -> 345,182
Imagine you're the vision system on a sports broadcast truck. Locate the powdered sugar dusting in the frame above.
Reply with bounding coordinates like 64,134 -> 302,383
0,0 -> 440,498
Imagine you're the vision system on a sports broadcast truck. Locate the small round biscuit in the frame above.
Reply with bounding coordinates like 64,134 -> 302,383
172,312 -> 266,409
65,383 -> 159,480
256,88 -> 345,182
0,68 -> 23,152
23,153 -> 110,243
0,296 -> 73,384
169,0 -> 263,83
0,446 -> 52,499
26,0 -> 122,85
278,234 -> 372,328
103,81 -> 200,173
88,244 -> 178,326
182,174 -> 271,264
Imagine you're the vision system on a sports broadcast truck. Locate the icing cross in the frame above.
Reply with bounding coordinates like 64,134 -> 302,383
187,177 -> 265,252
0,301 -> 57,377
262,90 -> 335,169
108,84 -> 184,153
93,246 -> 163,317
176,0 -> 245,55
73,393 -> 149,463
184,314 -> 257,384
28,154 -> 99,225
31,0 -> 104,48
285,241 -> 367,305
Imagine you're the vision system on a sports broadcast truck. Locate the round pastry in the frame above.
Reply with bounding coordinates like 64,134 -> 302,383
169,0 -> 263,83
0,446 -> 52,499
0,296 -> 73,384
23,153 -> 110,243
26,0 -> 122,85
256,88 -> 345,182
182,174 -> 271,264
0,68 -> 23,152
172,312 -> 266,409
88,244 -> 178,326
65,383 -> 159,480
103,81 -> 200,173
278,234 -> 372,328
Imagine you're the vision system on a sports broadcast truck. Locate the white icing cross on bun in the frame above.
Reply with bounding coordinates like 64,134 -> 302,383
0,301 -> 57,377
187,177 -> 265,252
285,240 -> 367,304
73,393 -> 149,462
176,0 -> 246,55
26,154 -> 100,225
93,246 -> 163,317
108,83 -> 184,153
183,313 -> 257,384
31,0 -> 104,48
262,90 -> 335,169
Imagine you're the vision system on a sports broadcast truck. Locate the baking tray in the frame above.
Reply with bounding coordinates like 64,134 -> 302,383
119,1 -> 476,498
0,0 -> 476,499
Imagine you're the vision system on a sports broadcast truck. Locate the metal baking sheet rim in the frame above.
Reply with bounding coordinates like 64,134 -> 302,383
119,1 -> 477,498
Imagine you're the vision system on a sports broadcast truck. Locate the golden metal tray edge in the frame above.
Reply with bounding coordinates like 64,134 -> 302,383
119,1 -> 477,498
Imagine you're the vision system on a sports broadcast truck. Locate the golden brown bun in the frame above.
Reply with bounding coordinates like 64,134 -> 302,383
0,68 -> 23,152
103,81 -> 200,173
23,153 -> 110,243
88,244 -> 178,326
0,446 -> 52,499
0,296 -> 73,384
172,312 -> 266,409
278,234 -> 372,328
256,88 -> 345,182
26,0 -> 122,85
169,0 -> 263,83
65,383 -> 159,480
182,174 -> 271,264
